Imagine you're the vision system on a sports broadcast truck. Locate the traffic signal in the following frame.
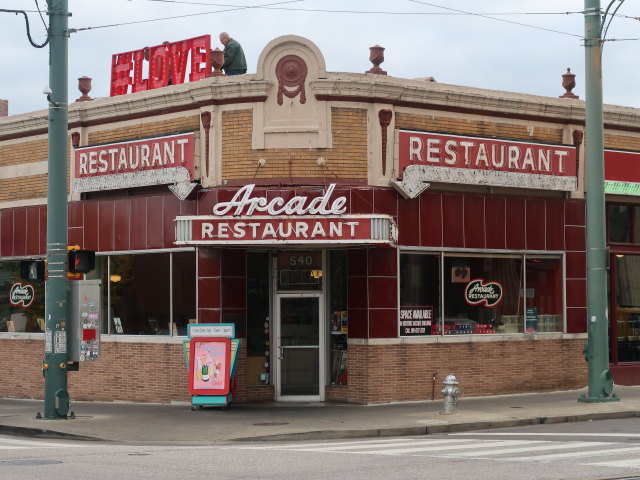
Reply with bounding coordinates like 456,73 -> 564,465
68,249 -> 95,274
20,259 -> 45,281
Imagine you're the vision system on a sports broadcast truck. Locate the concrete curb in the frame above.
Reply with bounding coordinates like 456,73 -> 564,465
0,424 -> 103,442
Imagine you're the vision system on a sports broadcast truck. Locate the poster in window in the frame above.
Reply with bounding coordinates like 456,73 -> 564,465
188,337 -> 231,395
400,306 -> 433,336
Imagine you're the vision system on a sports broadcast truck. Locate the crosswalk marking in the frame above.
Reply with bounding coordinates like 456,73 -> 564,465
586,458 -> 640,468
0,436 -> 80,447
237,436 -> 640,470
0,435 -> 86,450
235,437 -> 431,450
452,432 -> 640,438
434,441 -> 611,458
509,445 -> 640,462
364,440 -> 543,456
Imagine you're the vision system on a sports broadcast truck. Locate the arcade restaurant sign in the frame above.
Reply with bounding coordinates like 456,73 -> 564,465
175,184 -> 396,246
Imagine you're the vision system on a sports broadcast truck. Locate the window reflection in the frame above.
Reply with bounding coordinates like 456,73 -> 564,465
0,261 -> 45,333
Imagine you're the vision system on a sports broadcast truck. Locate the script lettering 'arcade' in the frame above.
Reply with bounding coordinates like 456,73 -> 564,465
111,36 -> 211,96
174,184 -> 397,246
213,184 -> 347,216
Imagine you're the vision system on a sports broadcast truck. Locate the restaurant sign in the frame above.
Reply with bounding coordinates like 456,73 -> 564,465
604,149 -> 640,196
175,183 -> 397,246
9,282 -> 35,308
465,279 -> 503,308
392,130 -> 577,199
73,133 -> 197,200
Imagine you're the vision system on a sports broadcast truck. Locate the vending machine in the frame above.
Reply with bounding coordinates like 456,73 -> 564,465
67,280 -> 101,363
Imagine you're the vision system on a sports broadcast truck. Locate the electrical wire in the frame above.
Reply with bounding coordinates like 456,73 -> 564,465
0,7 -> 50,48
69,0 -> 305,32
34,0 -> 47,29
603,0 -> 627,41
407,0 -> 583,38
143,0 -> 586,17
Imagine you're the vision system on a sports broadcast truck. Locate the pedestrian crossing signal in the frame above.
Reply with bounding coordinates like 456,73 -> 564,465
20,259 -> 45,281
68,249 -> 95,274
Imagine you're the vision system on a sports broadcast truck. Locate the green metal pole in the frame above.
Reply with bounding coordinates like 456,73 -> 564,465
579,0 -> 618,402
43,0 -> 70,419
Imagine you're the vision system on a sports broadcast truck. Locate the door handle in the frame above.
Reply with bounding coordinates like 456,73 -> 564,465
278,346 -> 284,360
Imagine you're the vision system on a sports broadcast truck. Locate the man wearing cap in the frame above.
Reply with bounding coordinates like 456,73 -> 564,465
219,32 -> 247,75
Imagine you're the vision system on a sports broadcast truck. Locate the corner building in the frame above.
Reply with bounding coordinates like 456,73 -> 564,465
3,35 -> 639,404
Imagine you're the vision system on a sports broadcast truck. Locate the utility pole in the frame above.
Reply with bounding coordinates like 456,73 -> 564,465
42,0 -> 70,419
579,0 -> 619,402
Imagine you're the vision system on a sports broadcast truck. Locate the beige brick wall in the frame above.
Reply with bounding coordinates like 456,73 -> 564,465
0,175 -> 48,202
0,138 -> 47,167
87,116 -> 200,145
0,136 -> 48,203
605,134 -> 640,151
221,107 -> 368,182
396,113 -> 564,144
0,137 -> 75,202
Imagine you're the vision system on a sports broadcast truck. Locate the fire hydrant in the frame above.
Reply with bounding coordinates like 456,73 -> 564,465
441,373 -> 460,415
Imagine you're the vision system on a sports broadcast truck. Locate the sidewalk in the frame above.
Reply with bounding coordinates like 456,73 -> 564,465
2,385 -> 640,445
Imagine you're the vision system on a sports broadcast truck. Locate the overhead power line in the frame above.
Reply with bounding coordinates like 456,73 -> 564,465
0,5 -> 50,48
69,0 -> 305,32
407,0 -> 584,38
142,0 -> 584,16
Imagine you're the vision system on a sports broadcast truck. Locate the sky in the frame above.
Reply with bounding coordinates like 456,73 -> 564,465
1,0 -> 639,116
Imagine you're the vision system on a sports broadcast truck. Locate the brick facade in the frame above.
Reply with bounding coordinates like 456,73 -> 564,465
342,338 -> 586,403
221,107 -> 368,183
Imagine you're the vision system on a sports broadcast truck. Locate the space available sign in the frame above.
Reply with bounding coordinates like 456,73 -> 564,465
399,306 -> 433,336
392,130 -> 577,199
9,282 -> 35,308
464,279 -> 503,308
175,183 -> 397,245
73,133 -> 197,200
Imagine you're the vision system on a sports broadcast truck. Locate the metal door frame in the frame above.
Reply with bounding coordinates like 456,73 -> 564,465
274,292 -> 325,402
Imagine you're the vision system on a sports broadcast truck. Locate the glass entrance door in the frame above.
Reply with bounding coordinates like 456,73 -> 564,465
276,294 -> 324,401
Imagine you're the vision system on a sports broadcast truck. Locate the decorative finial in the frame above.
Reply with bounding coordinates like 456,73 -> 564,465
560,68 -> 578,99
76,76 -> 94,102
366,45 -> 387,75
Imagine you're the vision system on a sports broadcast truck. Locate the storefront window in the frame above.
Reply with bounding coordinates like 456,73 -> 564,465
246,252 -> 270,385
615,255 -> 640,362
399,253 -> 440,336
400,252 -> 566,336
608,204 -> 640,245
329,250 -> 348,385
609,205 -> 632,243
91,251 -> 196,336
525,256 -> 563,333
0,261 -> 45,333
443,255 -> 524,335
